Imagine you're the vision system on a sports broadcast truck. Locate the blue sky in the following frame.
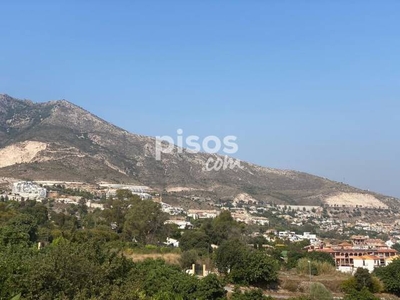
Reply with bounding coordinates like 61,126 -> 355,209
1,1 -> 399,197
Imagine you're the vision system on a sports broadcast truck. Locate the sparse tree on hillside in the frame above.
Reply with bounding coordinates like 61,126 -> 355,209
123,200 -> 167,244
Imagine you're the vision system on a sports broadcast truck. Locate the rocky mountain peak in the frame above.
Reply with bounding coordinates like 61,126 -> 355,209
0,94 -> 398,208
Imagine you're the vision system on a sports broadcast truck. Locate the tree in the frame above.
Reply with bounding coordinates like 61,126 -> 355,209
130,259 -> 198,298
375,258 -> 400,296
306,251 -> 335,266
179,230 -> 210,253
101,196 -> 142,233
204,211 -> 242,245
0,214 -> 38,246
215,239 -> 247,275
353,268 -> 372,291
116,189 -> 134,200
195,274 -> 226,300
179,250 -> 199,269
249,236 -> 268,250
342,268 -> 383,297
19,203 -> 49,226
123,201 -> 167,244
216,239 -> 279,285
236,250 -> 279,285
287,251 -> 305,269
0,244 -> 36,299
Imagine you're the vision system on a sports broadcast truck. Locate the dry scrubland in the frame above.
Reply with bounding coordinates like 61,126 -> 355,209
325,192 -> 388,209
0,141 -> 47,168
123,248 -> 182,265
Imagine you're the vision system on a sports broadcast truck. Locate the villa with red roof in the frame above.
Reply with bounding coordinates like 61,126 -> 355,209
309,235 -> 398,273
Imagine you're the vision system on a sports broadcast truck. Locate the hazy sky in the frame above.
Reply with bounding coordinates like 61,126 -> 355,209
1,1 -> 399,197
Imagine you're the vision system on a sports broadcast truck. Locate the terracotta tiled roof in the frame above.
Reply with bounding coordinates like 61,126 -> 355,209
386,255 -> 400,261
353,255 -> 380,260
338,242 -> 352,246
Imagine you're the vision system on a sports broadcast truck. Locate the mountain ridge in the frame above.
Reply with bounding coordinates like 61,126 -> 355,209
0,94 -> 398,207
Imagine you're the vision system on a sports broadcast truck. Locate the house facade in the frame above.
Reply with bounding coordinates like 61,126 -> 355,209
310,235 -> 398,273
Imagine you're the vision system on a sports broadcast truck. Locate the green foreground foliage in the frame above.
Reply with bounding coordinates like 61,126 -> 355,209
0,194 -> 281,299
0,238 -> 228,300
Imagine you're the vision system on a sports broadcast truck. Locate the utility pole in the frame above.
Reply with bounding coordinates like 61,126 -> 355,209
308,260 -> 312,297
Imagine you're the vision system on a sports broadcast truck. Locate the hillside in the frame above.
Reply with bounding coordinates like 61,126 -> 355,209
0,94 -> 397,207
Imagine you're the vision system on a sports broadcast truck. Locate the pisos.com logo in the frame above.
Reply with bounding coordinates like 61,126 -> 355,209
155,129 -> 242,171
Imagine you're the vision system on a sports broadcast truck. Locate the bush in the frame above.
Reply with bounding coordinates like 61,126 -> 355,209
144,244 -> 157,250
374,258 -> 400,296
370,276 -> 383,294
179,249 -> 198,269
216,240 -> 279,285
282,280 -> 299,292
343,287 -> 380,300
195,274 -> 226,300
322,278 -> 344,293
296,258 -> 335,276
341,269 -> 383,298
306,251 -> 335,266
310,282 -> 333,300
231,288 -> 273,300
354,268 -> 373,291
341,277 -> 357,294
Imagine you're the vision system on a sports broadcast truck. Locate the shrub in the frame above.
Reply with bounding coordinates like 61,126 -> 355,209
282,280 -> 299,292
179,250 -> 198,269
374,259 -> 400,296
370,276 -> 383,293
310,282 -> 333,300
343,287 -> 379,300
144,244 -> 157,251
341,277 -> 357,294
306,251 -> 335,266
231,288 -> 273,300
296,258 -> 335,276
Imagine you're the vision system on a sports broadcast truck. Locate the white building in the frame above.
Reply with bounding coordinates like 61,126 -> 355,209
188,210 -> 219,219
278,231 -> 319,244
102,184 -> 152,200
87,200 -> 105,210
54,198 -> 78,205
164,237 -> 179,247
12,181 -> 47,200
353,255 -> 381,273
252,217 -> 269,226
164,220 -> 193,230
385,240 -> 395,248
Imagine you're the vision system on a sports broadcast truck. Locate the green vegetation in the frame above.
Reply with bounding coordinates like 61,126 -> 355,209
296,258 -> 335,276
215,239 -> 279,285
374,258 -> 400,296
342,288 -> 380,300
47,184 -> 95,199
2,189 -> 397,300
309,282 -> 333,300
0,192 -> 282,299
231,288 -> 273,300
339,268 -> 383,300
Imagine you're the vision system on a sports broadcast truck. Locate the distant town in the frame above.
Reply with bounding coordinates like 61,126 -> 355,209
2,178 -> 400,279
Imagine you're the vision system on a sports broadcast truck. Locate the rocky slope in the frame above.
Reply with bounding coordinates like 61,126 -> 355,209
0,94 -> 397,207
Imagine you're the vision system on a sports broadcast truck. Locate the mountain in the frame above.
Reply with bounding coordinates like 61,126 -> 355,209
0,94 -> 397,207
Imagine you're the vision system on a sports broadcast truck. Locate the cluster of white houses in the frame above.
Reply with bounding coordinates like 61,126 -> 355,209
278,231 -> 320,245
11,181 -> 47,200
